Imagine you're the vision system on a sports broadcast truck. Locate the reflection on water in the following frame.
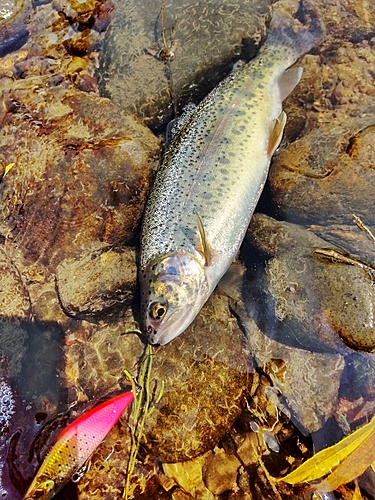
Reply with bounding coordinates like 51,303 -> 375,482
0,0 -> 375,498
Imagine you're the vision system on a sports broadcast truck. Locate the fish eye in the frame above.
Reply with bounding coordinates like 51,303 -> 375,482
149,302 -> 167,321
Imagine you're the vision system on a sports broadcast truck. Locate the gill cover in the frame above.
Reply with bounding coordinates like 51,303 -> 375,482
140,252 -> 208,345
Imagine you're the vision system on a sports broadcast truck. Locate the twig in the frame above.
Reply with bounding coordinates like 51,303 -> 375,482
313,248 -> 375,275
353,214 -> 375,244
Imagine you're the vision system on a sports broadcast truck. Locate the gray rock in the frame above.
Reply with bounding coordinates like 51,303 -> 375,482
98,0 -> 271,130
231,308 -> 344,434
0,321 -> 28,377
245,214 -> 375,353
0,0 -> 31,57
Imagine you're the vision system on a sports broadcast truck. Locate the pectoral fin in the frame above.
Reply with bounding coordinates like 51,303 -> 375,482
195,212 -> 214,266
267,111 -> 287,158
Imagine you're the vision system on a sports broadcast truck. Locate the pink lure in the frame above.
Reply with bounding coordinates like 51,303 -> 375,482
24,391 -> 134,500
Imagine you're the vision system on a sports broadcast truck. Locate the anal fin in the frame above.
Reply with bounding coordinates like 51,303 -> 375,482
218,261 -> 246,302
278,66 -> 303,101
267,111 -> 287,158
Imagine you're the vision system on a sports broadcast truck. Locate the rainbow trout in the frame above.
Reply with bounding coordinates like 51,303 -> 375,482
140,6 -> 322,345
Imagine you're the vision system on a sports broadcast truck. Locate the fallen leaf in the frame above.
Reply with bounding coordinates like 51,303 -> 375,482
4,163 -> 15,176
352,481 -> 363,500
278,414 -> 375,486
315,429 -> 375,493
163,454 -> 214,500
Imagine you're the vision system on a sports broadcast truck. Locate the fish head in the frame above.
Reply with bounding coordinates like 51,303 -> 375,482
140,252 -> 208,345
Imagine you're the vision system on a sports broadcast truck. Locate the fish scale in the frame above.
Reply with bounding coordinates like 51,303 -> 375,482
140,6 -> 323,345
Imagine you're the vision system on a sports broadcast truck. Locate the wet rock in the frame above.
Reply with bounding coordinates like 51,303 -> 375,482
98,0 -> 271,130
0,79 -> 160,270
237,315 -> 345,434
143,292 -> 254,462
268,32 -> 375,227
309,222 -> 375,270
64,319 -> 143,402
236,431 -> 262,466
0,322 -> 28,377
0,0 -> 31,58
202,447 -> 241,496
76,423 -> 166,500
245,214 -> 375,353
317,0 -> 375,43
56,245 -> 136,319
0,246 -> 31,320
269,118 -> 375,227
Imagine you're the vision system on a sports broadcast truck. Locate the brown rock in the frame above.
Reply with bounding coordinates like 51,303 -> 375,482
269,119 -> 375,227
64,319 -> 144,402
56,245 -> 136,318
143,292 -> 254,462
0,79 -> 160,270
0,246 -> 31,320
202,448 -> 241,496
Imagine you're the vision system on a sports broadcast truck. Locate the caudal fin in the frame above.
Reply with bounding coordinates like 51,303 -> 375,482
263,0 -> 325,62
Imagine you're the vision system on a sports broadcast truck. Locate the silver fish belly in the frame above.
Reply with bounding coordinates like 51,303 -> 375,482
140,9 -> 321,345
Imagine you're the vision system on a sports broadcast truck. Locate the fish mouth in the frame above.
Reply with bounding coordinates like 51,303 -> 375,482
146,325 -> 162,345
145,305 -> 194,346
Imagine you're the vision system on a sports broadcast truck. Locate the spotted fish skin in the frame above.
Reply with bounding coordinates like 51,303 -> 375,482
24,392 -> 134,500
140,7 -> 322,345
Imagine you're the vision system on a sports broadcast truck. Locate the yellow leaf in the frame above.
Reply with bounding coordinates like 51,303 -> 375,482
4,163 -> 15,176
315,429 -> 375,493
352,481 -> 363,500
278,414 -> 375,485
163,455 -> 215,500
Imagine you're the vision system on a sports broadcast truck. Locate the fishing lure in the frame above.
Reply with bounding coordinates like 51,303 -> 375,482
24,391 -> 134,500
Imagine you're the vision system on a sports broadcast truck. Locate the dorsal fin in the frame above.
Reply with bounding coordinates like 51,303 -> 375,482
267,111 -> 287,158
195,212 -> 214,266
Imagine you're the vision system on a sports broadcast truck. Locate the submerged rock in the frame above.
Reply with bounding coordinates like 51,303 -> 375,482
0,247 -> 31,320
56,245 -> 137,319
0,0 -> 31,58
234,213 -> 375,436
0,322 -> 28,377
268,30 -> 375,227
98,0 -> 271,130
0,79 -> 160,271
202,448 -> 241,496
232,310 -> 345,434
64,319 -> 143,402
245,214 -> 375,353
269,118 -> 375,227
142,292 -> 254,463
309,222 -> 375,271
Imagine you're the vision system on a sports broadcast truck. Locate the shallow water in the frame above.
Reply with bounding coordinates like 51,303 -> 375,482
0,0 -> 375,499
